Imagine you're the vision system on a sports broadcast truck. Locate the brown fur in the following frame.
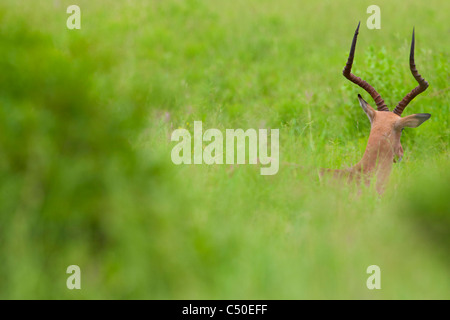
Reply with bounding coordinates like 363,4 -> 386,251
321,96 -> 430,194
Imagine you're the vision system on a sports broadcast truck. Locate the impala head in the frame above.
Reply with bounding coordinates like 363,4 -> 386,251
343,22 -> 431,163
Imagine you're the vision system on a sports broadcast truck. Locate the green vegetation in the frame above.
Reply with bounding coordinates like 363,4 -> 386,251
0,0 -> 448,299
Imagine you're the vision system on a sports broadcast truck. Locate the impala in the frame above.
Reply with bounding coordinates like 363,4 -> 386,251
321,22 -> 431,193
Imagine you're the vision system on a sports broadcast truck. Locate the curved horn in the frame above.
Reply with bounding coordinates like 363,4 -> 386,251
393,28 -> 429,116
343,22 -> 390,112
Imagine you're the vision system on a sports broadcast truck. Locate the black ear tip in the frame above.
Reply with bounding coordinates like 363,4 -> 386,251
357,94 -> 362,98
418,113 -> 431,119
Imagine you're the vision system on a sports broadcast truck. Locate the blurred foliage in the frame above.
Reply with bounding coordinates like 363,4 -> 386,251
0,0 -> 448,299
398,167 -> 450,260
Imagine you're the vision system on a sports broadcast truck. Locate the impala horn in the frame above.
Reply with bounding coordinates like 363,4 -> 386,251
393,28 -> 429,116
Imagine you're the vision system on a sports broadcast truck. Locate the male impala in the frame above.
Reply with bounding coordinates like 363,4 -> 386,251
322,23 -> 431,193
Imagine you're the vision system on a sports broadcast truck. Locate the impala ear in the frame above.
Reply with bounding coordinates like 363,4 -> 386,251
357,94 -> 376,124
395,113 -> 431,129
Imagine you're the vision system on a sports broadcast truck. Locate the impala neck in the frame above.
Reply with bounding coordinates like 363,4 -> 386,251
353,131 -> 395,178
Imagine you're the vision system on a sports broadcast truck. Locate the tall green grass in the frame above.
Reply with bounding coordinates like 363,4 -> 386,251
0,0 -> 448,299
